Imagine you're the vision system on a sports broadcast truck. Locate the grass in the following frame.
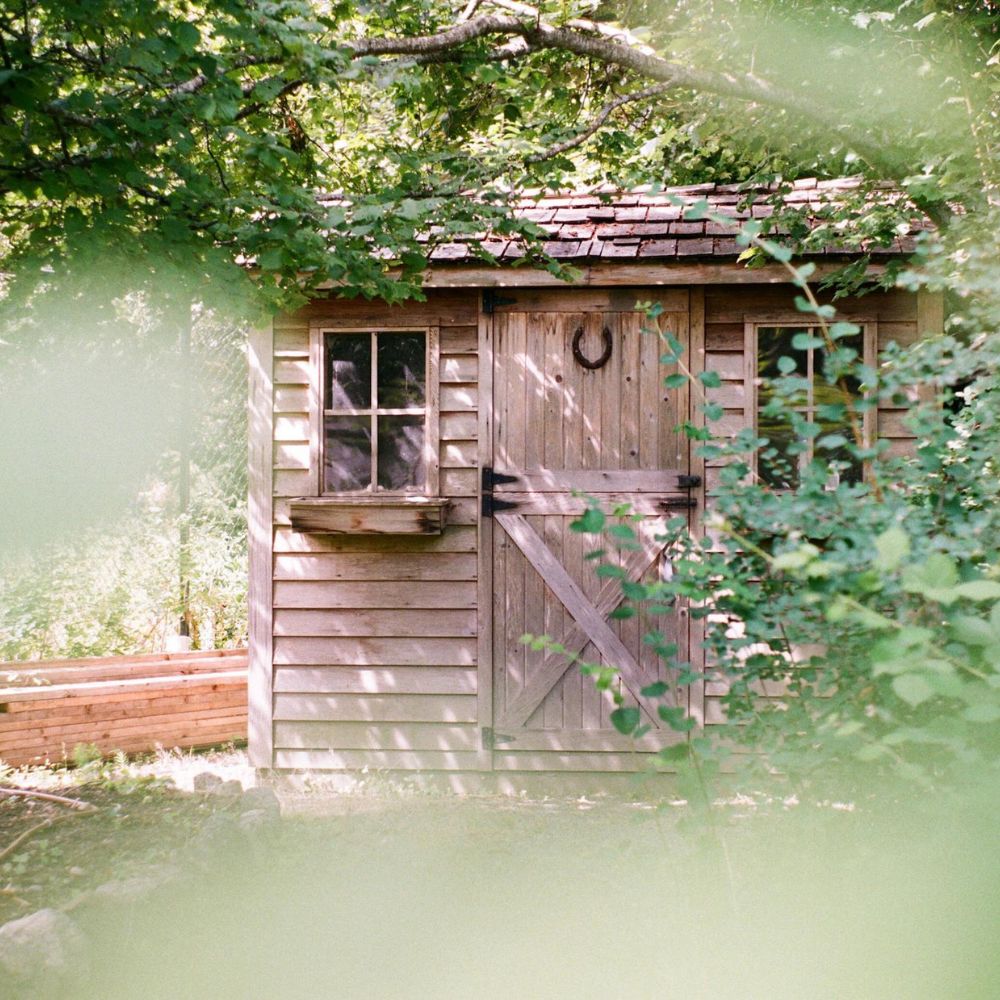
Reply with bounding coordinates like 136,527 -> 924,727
2,749 -> 998,999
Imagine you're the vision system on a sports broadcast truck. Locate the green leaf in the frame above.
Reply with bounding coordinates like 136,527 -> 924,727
640,681 -> 669,698
608,606 -> 636,620
791,332 -> 824,350
963,704 -> 1000,724
610,706 -> 641,735
772,544 -> 820,571
829,321 -> 861,339
657,705 -> 695,731
702,402 -> 724,421
950,615 -> 996,647
571,507 -> 604,534
664,373 -> 688,389
874,526 -> 910,572
902,554 -> 960,603
817,433 -> 848,450
697,371 -> 722,388
954,581 -> 1000,601
777,356 -> 798,374
892,673 -> 935,707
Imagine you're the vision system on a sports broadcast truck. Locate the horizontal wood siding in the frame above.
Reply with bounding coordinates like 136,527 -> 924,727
270,293 -> 481,768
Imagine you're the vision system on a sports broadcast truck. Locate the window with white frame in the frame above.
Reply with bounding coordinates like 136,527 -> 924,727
320,328 -> 438,493
755,324 -> 873,489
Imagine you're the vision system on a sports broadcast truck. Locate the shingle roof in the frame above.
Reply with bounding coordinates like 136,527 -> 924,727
421,178 -> 927,264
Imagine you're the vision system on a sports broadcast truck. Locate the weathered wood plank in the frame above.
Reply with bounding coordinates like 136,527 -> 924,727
440,384 -> 477,411
440,411 -> 478,440
441,468 -> 478,496
492,492 -> 688,516
705,323 -> 744,351
278,290 -> 478,328
494,513 -> 654,720
273,524 -> 477,553
272,748 -> 481,770
249,315 -> 275,768
476,308 -> 494,770
273,636 -> 476,666
273,608 -> 477,637
441,440 -> 477,468
705,285 -> 913,323
272,580 -> 477,609
274,384 -> 309,413
440,326 -> 478,354
488,728 -> 685,752
0,670 -> 246,704
287,497 -> 450,535
273,552 -> 477,582
274,442 -> 310,470
705,352 -> 745,380
273,693 -> 477,723
274,470 -> 313,497
493,469 -> 690,493
491,752 -> 651,772
484,287 -> 688,314
273,666 -> 476,694
440,355 -> 478,382
273,721 -> 479,751
273,414 -> 310,442
1,690 -> 247,725
498,534 -> 663,729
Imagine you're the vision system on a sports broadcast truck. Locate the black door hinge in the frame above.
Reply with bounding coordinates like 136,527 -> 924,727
481,466 -> 519,491
481,466 -> 520,517
482,494 -> 520,517
482,727 -> 515,750
661,496 -> 698,509
482,289 -> 517,314
677,474 -> 702,489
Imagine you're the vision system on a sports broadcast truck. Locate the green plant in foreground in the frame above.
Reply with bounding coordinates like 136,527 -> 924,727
533,200 -> 1000,794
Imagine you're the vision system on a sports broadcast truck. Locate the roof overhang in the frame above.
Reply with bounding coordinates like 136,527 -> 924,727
312,258 -> 889,290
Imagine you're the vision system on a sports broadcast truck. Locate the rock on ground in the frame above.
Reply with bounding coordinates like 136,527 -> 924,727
0,908 -> 88,995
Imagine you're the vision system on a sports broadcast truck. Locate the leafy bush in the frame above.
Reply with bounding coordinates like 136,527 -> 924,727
563,212 -> 1000,791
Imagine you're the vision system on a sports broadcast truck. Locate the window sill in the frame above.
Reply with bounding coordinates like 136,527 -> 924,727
288,496 -> 451,535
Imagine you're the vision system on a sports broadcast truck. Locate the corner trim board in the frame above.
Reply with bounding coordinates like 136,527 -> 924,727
248,319 -> 275,768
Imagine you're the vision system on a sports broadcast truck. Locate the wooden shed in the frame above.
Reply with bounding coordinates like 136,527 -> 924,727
247,180 -> 941,781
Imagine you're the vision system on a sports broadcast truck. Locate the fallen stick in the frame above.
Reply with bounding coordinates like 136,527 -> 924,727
0,810 -> 96,866
0,786 -> 95,811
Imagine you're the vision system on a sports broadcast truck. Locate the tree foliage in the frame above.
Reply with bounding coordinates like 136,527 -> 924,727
1,1 -> 996,311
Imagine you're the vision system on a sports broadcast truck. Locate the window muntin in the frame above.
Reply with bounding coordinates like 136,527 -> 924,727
322,329 -> 431,493
756,325 -> 866,489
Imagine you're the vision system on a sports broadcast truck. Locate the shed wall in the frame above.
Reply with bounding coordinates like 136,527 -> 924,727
254,280 -> 935,773
269,291 -> 484,771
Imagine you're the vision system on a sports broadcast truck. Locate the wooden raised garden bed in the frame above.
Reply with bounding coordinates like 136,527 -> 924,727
0,649 -> 248,768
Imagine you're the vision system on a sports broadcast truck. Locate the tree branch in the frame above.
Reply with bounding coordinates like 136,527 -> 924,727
526,81 -> 672,163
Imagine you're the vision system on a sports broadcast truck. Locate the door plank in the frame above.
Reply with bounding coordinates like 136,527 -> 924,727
500,534 -> 663,728
494,513 -> 662,727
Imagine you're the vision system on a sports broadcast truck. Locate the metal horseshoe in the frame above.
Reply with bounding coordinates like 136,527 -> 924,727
572,325 -> 613,370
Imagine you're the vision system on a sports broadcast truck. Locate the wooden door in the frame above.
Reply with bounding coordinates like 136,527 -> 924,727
487,297 -> 694,767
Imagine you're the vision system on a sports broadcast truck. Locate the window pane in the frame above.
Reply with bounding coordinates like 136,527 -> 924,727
326,333 -> 371,408
377,415 -> 425,490
817,331 -> 863,396
324,415 -> 371,491
377,332 -> 426,408
758,327 -> 808,382
759,425 -> 801,489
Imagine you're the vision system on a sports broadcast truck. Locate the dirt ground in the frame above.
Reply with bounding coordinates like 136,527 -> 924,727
0,747 -> 254,924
